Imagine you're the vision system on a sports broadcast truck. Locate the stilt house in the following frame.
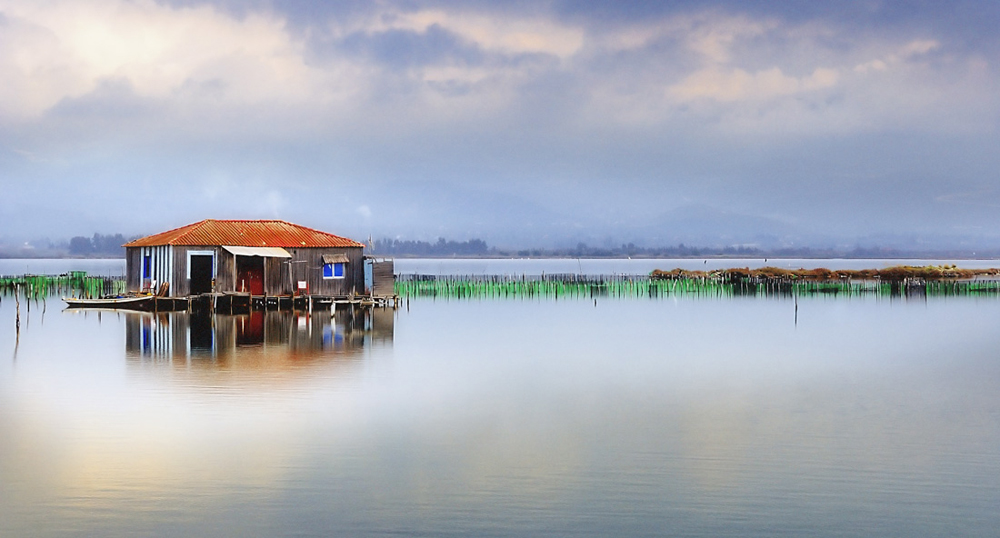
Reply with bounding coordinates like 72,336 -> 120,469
123,219 -> 366,298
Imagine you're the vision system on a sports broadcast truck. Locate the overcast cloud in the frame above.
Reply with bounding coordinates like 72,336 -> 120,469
2,0 -> 999,249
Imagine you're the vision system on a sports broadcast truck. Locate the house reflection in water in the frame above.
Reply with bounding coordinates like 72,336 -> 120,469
125,307 -> 394,365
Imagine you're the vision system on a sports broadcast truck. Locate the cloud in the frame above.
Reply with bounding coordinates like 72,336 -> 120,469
356,8 -> 585,58
262,190 -> 288,216
935,188 -> 1000,209
2,0 -> 992,140
669,66 -> 839,102
854,39 -> 941,73
49,77 -> 151,118
571,13 -> 995,137
1,0 -> 999,245
0,0 -> 361,121
337,24 -> 484,69
11,148 -> 46,163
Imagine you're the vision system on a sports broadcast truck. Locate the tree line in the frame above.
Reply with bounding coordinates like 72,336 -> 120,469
68,233 -> 130,257
369,238 -> 991,259
372,237 -> 489,256
7,232 -> 994,260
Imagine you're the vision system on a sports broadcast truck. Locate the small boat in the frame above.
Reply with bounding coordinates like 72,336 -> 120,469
62,295 -> 155,310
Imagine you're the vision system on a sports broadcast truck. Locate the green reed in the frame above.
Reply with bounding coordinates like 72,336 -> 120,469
0,272 -> 127,300
396,275 -> 723,300
395,275 -> 1000,300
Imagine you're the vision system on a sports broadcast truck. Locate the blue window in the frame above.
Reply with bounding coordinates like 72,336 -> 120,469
142,255 -> 151,279
323,262 -> 345,279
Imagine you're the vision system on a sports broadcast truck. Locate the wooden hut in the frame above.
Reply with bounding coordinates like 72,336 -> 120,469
123,219 -> 367,298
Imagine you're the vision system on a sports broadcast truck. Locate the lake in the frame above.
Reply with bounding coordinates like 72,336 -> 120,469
2,259 -> 999,537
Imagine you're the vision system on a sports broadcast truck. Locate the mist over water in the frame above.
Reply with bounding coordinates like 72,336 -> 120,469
1,260 -> 999,537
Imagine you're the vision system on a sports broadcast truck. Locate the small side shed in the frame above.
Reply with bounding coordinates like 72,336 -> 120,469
365,257 -> 395,298
123,219 -> 367,298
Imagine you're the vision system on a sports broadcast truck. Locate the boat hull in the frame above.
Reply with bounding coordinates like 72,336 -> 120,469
62,296 -> 155,310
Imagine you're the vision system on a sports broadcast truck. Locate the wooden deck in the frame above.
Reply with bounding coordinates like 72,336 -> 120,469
146,292 -> 399,313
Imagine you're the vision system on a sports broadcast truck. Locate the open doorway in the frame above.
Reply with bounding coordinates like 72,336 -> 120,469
190,255 -> 213,295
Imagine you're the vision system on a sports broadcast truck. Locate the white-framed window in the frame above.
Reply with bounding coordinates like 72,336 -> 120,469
323,262 -> 345,279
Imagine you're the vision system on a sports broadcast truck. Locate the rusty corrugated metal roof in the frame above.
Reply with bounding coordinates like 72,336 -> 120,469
123,220 -> 365,248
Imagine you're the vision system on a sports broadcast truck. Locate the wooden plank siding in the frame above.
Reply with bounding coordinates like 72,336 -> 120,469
170,246 -> 198,297
265,256 -> 288,295
126,247 -> 142,292
215,248 -> 235,293
371,260 -> 395,297
283,247 -> 365,297
125,245 -> 174,295
168,245 -> 221,297
170,247 -> 189,297
127,245 -> 365,297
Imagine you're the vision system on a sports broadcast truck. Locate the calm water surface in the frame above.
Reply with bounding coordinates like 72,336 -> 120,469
0,258 -> 127,276
1,260 -> 999,536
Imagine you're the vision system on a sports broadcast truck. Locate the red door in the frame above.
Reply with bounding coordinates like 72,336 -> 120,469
235,256 -> 265,295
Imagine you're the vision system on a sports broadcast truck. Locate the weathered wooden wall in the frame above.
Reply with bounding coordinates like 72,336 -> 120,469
126,248 -> 142,292
216,249 -> 235,293
129,245 -> 365,297
170,247 -> 189,297
372,260 -> 395,297
283,247 -> 364,297
170,245 -> 224,297
126,246 -> 174,295
264,256 -> 287,295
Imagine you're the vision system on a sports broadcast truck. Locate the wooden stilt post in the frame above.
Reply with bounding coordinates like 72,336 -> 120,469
14,284 -> 20,336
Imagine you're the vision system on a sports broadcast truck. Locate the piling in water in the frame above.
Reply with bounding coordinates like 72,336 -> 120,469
1,272 -> 127,301
394,269 -> 1000,301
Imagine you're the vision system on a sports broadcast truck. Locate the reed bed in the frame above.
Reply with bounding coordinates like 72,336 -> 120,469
397,274 -> 730,299
0,272 -> 127,300
395,273 -> 1000,300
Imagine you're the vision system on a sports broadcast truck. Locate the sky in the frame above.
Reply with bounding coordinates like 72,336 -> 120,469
2,0 -> 999,250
